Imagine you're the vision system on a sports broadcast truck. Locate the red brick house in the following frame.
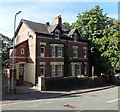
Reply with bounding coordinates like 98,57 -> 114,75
9,16 -> 89,89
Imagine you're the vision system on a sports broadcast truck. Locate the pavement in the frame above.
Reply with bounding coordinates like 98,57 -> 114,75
1,84 -> 116,104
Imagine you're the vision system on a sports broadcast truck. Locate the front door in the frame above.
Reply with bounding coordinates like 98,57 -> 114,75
40,65 -> 45,77
19,64 -> 24,81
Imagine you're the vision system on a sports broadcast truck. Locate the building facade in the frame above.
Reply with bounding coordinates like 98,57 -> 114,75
9,16 -> 89,87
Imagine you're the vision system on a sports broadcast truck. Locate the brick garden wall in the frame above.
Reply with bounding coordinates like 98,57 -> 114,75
45,76 -> 111,91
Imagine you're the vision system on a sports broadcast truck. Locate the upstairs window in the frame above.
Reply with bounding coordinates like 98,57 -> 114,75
83,47 -> 87,58
40,45 -> 45,57
51,46 -> 55,57
57,46 -> 62,57
73,46 -> 78,58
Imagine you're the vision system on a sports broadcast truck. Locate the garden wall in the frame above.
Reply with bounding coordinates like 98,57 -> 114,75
45,76 -> 111,91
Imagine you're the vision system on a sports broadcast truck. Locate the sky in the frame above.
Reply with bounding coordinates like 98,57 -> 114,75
0,1 -> 119,38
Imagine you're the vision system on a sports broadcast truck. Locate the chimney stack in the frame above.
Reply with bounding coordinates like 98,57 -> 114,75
46,22 -> 50,25
53,15 -> 62,26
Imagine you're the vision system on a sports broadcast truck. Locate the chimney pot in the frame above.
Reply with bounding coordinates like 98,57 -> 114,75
46,22 -> 50,25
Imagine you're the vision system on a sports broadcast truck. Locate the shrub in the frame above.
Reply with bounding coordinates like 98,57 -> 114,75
77,74 -> 88,78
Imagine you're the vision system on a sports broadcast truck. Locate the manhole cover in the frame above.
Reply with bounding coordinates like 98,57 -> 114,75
64,104 -> 77,109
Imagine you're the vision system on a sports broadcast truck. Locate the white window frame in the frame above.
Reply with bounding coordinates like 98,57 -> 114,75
74,36 -> 77,42
84,63 -> 87,75
58,65 -> 62,76
51,46 -> 55,57
83,48 -> 87,58
73,47 -> 78,58
40,65 -> 45,76
55,30 -> 60,39
40,45 -> 45,57
57,46 -> 62,57
51,65 -> 55,77
21,48 -> 25,55
72,64 -> 75,76
77,64 -> 81,75
73,33 -> 78,41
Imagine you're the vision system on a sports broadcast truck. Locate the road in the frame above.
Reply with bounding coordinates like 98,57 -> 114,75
2,86 -> 119,111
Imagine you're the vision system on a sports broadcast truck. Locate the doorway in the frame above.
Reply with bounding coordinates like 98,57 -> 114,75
40,65 -> 45,77
19,64 -> 25,81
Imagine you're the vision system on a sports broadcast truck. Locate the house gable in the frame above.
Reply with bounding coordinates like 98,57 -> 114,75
68,28 -> 80,41
15,22 -> 35,45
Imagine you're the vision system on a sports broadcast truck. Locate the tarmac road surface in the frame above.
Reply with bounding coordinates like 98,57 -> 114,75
2,86 -> 119,111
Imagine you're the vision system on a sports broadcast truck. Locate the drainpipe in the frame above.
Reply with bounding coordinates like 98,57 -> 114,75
35,34 -> 38,87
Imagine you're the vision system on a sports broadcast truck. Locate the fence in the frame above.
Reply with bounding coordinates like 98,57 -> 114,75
45,76 -> 111,91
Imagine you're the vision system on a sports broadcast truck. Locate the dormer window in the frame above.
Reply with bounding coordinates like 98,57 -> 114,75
55,29 -> 60,39
73,33 -> 78,41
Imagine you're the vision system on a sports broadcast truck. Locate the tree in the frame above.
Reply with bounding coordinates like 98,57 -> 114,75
97,20 -> 120,73
72,5 -> 120,75
62,22 -> 71,30
0,33 -> 12,69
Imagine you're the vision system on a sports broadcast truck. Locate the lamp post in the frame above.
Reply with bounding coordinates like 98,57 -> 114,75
11,11 -> 22,93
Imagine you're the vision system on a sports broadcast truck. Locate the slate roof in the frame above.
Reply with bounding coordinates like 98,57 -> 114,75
23,19 -> 50,34
68,28 -> 76,36
47,24 -> 58,33
15,19 -> 89,42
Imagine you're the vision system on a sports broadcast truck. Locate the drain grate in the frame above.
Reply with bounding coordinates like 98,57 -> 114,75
64,104 -> 77,109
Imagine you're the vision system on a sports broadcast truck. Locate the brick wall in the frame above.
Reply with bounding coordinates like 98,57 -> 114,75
36,35 -> 89,78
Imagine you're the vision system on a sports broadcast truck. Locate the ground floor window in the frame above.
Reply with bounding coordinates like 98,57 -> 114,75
84,63 -> 87,75
58,65 -> 62,76
40,65 -> 45,76
71,64 -> 75,76
51,65 -> 55,77
71,63 -> 81,76
51,64 -> 63,77
77,64 -> 81,75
